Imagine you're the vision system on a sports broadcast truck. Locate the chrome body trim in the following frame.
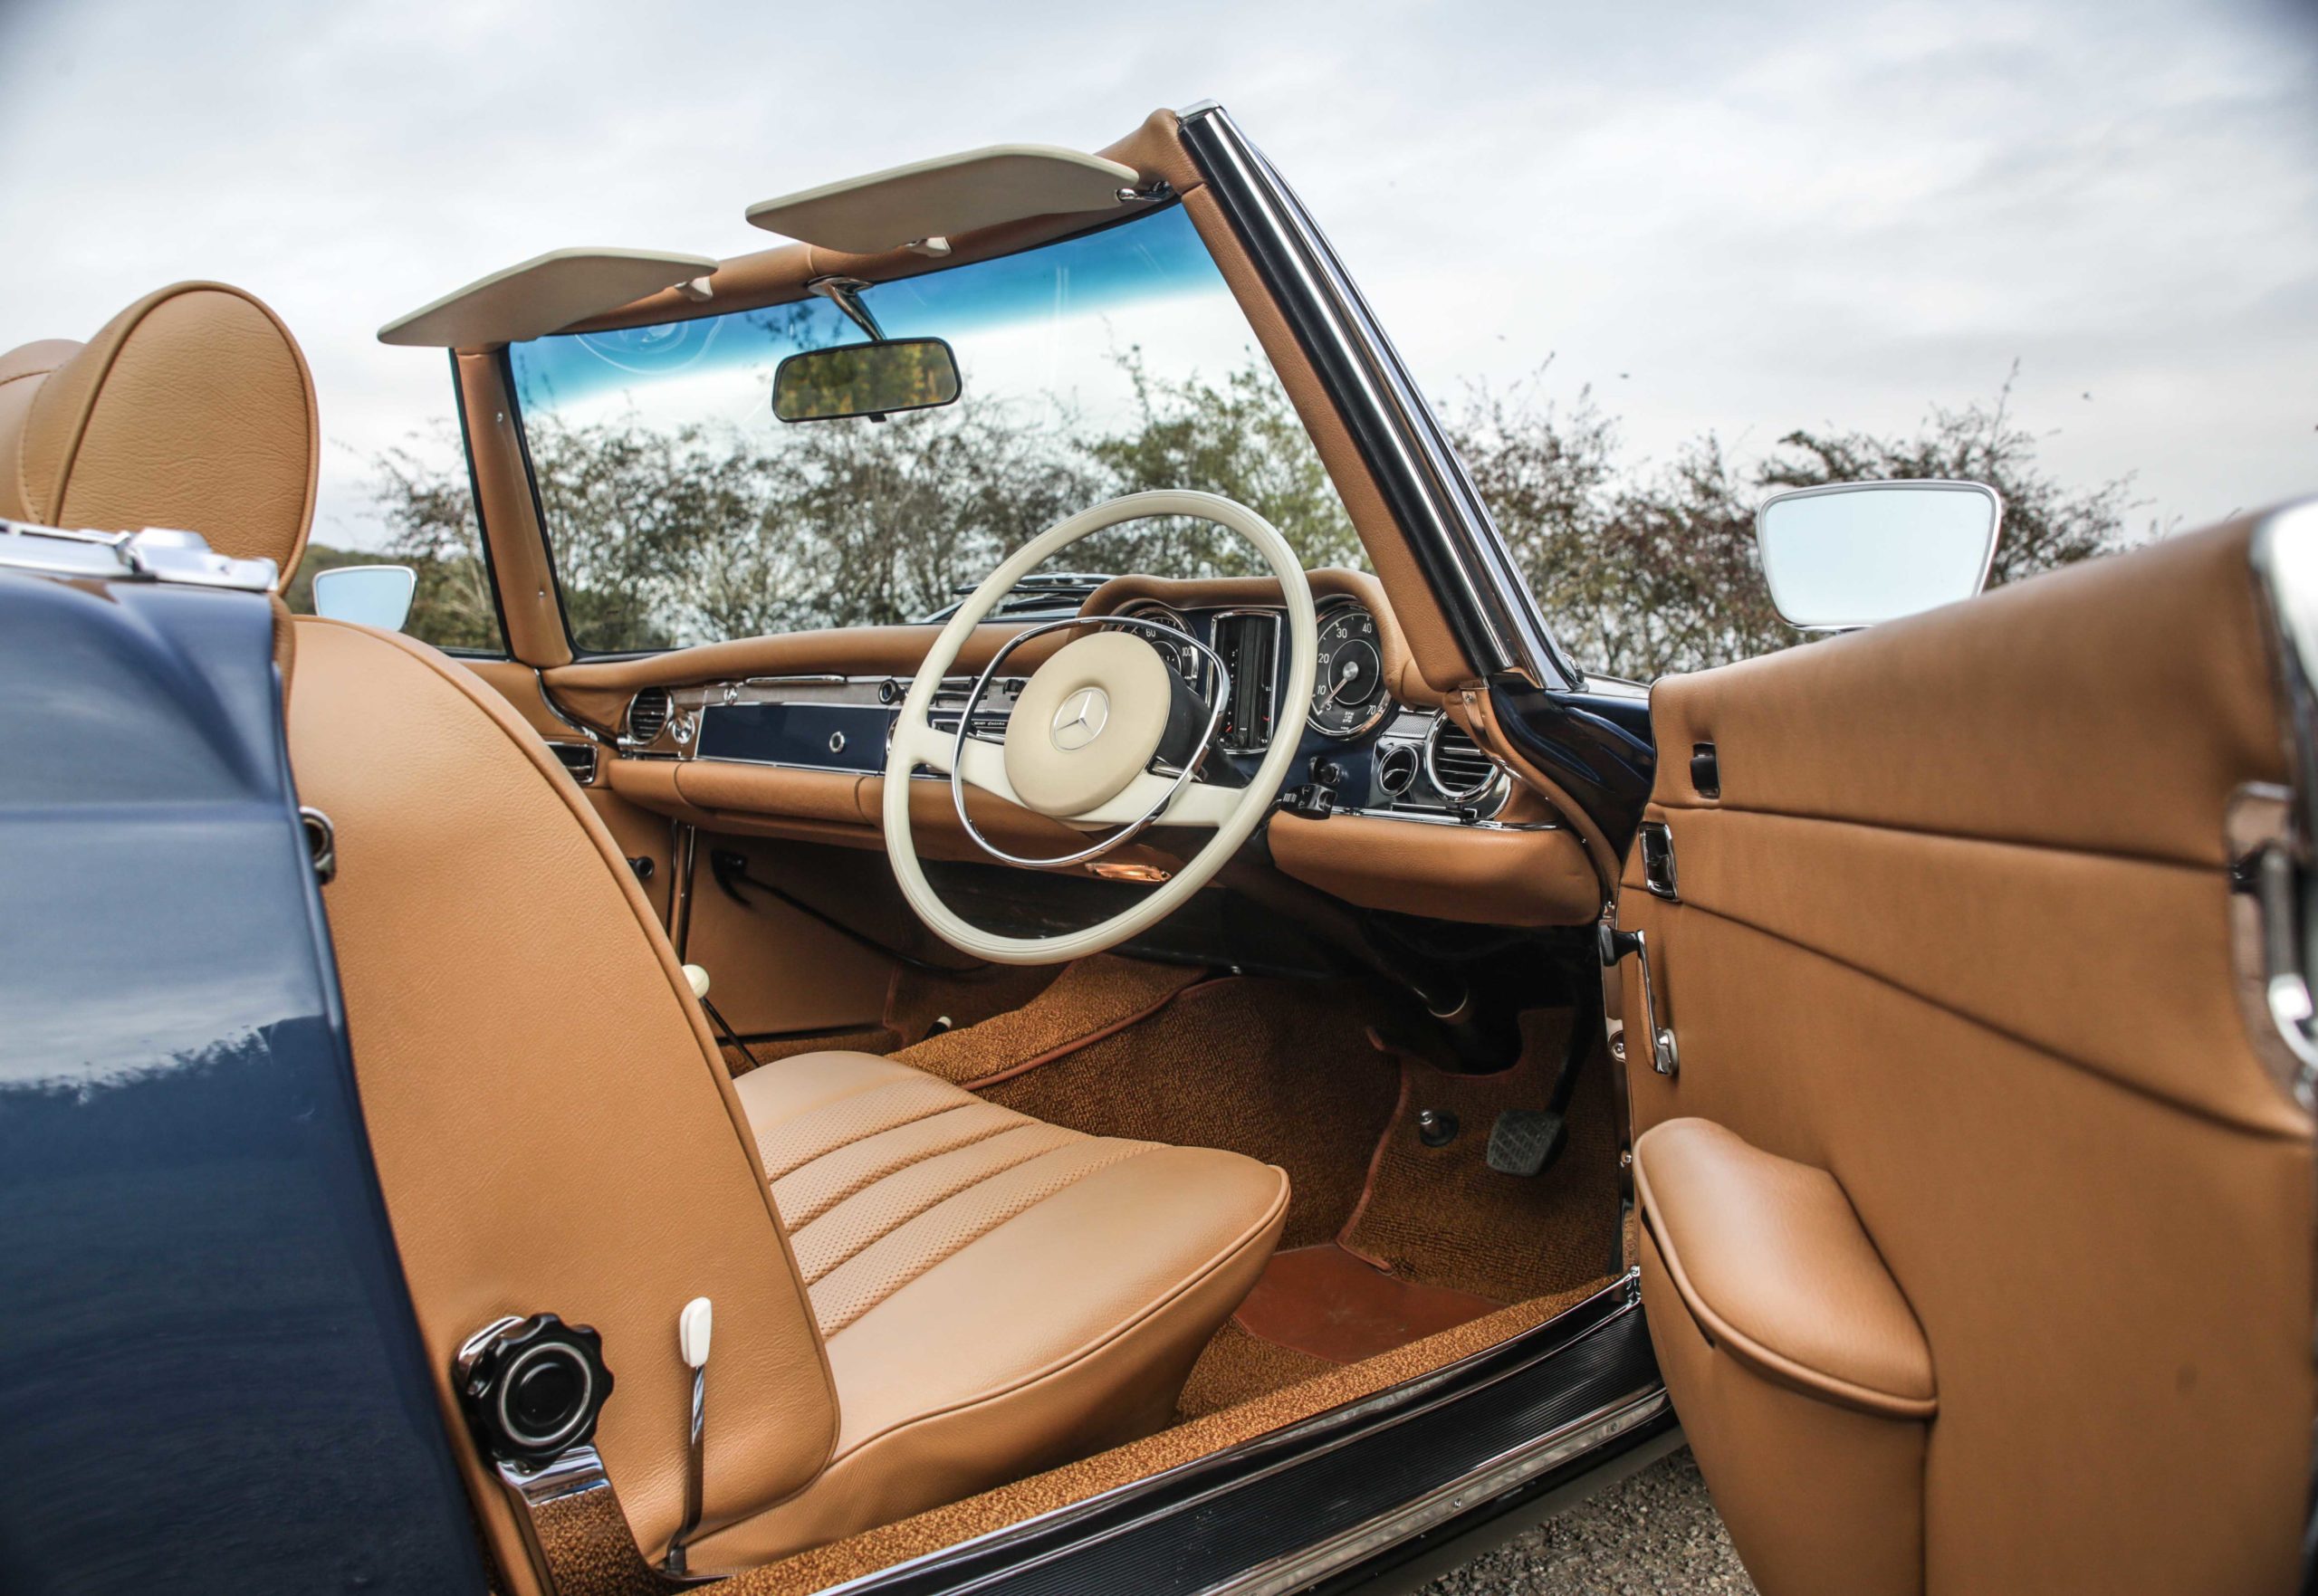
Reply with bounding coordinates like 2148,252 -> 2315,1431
1754,479 -> 2005,632
2241,498 -> 2318,1109
1209,1390 -> 1671,1596
1175,108 -> 1579,691
1596,899 -> 1640,1232
0,519 -> 278,590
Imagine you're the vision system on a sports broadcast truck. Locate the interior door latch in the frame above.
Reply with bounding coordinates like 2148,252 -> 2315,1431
1598,920 -> 1679,1076
1638,820 -> 1679,900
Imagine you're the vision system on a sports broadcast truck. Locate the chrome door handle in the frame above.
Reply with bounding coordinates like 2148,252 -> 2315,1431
1598,921 -> 1679,1077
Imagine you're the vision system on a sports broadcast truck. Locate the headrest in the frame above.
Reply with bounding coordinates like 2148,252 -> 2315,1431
0,282 -> 319,588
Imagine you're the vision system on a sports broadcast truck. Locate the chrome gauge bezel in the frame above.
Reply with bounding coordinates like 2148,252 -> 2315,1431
1422,713 -> 1509,807
1116,600 -> 1199,682
1306,597 -> 1394,740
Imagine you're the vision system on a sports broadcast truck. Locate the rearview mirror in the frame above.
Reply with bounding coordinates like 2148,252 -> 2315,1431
772,338 -> 962,423
311,564 -> 417,631
1756,481 -> 2003,630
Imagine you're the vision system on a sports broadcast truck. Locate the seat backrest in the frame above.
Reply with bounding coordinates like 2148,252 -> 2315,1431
0,282 -> 317,584
19,281 -> 842,1581
287,616 -> 840,1572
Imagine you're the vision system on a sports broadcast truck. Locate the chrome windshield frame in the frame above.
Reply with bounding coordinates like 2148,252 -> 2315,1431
1176,102 -> 1583,693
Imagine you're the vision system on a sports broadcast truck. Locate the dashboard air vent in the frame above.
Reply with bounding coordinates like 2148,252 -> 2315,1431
626,688 -> 673,745
1212,612 -> 1280,753
549,741 -> 599,784
1425,718 -> 1499,804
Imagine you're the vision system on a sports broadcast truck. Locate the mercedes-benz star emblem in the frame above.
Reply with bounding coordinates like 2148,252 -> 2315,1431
1050,686 -> 1110,752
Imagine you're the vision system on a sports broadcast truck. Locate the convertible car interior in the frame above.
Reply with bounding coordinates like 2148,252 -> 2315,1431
3,100 -> 2308,1596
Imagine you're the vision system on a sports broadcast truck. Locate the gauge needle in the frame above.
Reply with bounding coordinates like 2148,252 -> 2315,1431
1328,659 -> 1363,702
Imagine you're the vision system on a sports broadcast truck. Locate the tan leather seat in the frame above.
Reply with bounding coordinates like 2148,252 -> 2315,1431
707,1050 -> 1287,1561
17,282 -> 1289,1585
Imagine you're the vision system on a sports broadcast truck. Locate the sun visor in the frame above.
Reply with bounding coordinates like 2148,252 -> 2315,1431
378,248 -> 720,349
744,144 -> 1144,254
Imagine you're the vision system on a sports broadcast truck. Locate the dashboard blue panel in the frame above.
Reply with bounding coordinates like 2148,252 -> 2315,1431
0,572 -> 486,1592
698,700 -> 890,772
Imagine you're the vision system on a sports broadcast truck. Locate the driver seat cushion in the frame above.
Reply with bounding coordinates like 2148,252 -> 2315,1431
704,1049 -> 1288,1563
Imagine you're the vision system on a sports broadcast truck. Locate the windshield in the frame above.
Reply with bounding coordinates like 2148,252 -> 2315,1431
506,204 -> 1357,655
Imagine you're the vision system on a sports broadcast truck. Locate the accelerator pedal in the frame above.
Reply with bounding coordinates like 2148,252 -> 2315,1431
1485,1109 -> 1566,1178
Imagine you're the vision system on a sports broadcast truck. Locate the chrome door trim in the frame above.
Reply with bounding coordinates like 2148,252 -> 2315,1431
1177,104 -> 1582,693
1202,1388 -> 1671,1596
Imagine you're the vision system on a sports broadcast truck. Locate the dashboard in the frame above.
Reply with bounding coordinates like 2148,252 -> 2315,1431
615,591 -> 1516,829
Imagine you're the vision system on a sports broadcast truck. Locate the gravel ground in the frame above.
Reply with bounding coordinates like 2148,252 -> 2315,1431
1418,1447 -> 1756,1595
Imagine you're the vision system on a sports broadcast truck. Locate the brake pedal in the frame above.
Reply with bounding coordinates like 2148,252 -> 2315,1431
1486,1109 -> 1566,1177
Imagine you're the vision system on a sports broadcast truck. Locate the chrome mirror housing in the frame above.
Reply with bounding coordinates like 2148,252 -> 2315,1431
1755,481 -> 2003,630
311,564 -> 418,632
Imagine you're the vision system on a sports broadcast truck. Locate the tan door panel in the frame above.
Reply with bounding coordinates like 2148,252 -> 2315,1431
1610,513 -> 2315,1595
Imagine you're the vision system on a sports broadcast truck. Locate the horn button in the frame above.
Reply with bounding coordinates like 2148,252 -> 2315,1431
1003,632 -> 1173,817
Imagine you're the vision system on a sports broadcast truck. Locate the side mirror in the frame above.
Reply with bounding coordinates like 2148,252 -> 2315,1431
772,338 -> 962,423
311,564 -> 418,632
1755,481 -> 2003,630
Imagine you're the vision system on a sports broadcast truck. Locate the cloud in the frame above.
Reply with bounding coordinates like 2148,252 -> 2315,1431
1,0 -> 2309,550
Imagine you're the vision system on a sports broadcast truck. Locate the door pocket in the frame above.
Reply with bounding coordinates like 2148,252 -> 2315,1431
1635,1118 -> 1934,1596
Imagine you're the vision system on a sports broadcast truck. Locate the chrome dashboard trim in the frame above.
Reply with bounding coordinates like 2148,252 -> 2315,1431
1423,714 -> 1510,808
1339,805 -> 1537,831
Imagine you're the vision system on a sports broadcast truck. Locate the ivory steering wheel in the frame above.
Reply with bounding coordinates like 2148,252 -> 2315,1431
882,490 -> 1318,964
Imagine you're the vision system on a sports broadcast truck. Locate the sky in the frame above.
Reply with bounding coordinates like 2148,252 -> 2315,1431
1,0 -> 2311,553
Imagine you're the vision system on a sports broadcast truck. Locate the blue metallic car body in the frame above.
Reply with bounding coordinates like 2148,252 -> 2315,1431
0,569 -> 485,1592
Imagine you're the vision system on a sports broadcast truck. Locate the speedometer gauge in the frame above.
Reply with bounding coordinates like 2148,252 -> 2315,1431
1307,603 -> 1391,738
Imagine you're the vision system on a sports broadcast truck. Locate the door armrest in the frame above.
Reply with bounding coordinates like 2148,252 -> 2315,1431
1634,1118 -> 1936,1419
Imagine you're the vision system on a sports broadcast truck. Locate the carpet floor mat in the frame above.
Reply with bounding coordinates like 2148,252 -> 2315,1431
891,954 -> 1203,1085
1338,1008 -> 1623,1303
975,974 -> 1403,1248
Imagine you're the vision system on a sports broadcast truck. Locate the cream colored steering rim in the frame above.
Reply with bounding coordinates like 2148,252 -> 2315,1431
883,490 -> 1318,964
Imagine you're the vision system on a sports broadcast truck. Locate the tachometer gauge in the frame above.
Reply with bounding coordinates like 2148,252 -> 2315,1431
1307,603 -> 1391,738
1116,603 -> 1193,679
